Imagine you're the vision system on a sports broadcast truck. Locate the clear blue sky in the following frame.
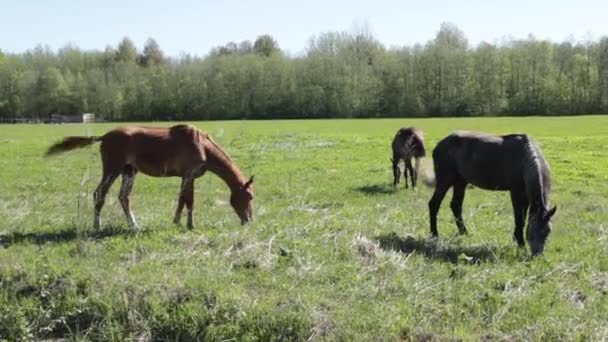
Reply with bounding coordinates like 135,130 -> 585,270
1,0 -> 606,57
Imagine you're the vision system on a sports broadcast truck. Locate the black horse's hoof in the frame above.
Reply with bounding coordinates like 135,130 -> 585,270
512,235 -> 525,247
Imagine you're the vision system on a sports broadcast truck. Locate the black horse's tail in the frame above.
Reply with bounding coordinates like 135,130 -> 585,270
418,158 -> 436,187
45,136 -> 102,157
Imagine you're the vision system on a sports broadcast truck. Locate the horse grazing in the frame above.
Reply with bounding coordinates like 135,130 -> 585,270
426,131 -> 556,255
391,127 -> 426,188
46,124 -> 254,229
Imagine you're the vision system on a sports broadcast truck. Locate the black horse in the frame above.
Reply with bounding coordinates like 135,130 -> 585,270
427,131 -> 556,256
391,127 -> 426,188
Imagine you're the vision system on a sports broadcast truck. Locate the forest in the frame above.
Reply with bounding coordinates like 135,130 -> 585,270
1,23 -> 607,121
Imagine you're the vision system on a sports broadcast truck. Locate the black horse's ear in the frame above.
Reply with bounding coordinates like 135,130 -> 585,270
544,205 -> 557,221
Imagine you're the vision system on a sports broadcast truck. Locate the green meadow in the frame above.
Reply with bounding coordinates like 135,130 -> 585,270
0,116 -> 607,340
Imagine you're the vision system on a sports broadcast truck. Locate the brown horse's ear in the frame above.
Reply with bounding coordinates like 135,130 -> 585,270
244,176 -> 254,188
544,205 -> 557,222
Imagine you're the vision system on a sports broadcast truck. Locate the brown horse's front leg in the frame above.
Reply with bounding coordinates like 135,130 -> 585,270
184,180 -> 195,229
174,177 -> 189,225
174,176 -> 195,229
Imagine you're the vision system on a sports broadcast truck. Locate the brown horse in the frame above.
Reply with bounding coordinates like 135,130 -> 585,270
391,127 -> 426,188
46,124 -> 254,229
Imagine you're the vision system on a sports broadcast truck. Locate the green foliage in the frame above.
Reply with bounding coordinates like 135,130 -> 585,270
1,26 -> 608,121
115,37 -> 137,64
140,38 -> 165,67
253,34 -> 281,57
0,117 -> 607,340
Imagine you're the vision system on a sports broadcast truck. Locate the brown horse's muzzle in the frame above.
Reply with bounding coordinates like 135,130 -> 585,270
240,212 -> 253,225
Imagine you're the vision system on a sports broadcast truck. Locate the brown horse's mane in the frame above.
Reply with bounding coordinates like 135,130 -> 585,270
199,129 -> 247,185
204,134 -> 234,162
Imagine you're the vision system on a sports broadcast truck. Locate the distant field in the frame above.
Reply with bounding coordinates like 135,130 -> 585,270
1,116 -> 607,340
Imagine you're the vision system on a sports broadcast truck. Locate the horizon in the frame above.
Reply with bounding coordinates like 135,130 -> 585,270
1,0 -> 607,57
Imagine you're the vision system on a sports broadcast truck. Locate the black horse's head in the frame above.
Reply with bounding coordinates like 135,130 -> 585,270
412,136 -> 426,158
527,205 -> 557,256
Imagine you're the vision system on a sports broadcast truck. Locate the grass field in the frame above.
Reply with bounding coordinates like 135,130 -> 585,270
1,116 -> 607,341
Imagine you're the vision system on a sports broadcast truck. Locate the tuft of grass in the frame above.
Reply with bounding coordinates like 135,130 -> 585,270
0,116 -> 607,340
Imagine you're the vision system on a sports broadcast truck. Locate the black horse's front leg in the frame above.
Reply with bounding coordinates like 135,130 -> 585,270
510,190 -> 528,247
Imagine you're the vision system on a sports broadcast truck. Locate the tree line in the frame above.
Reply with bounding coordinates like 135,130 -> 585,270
1,23 -> 607,121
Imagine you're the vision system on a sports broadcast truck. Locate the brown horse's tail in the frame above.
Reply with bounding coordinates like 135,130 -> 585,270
45,136 -> 102,157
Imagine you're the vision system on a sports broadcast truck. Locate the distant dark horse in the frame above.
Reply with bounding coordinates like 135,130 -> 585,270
391,127 -> 426,188
426,131 -> 556,255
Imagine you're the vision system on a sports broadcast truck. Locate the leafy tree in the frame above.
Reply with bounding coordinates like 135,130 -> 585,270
32,67 -> 69,117
139,38 -> 165,66
116,37 -> 137,63
596,37 -> 608,112
2,26 -> 608,121
253,35 -> 281,57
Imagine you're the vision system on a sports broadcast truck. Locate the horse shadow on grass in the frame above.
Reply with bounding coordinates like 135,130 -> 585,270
0,225 -> 147,248
353,183 -> 398,195
376,232 -> 509,264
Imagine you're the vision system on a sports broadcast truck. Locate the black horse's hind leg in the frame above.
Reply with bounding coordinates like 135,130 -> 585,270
405,158 -> 415,188
402,161 -> 409,188
392,157 -> 401,187
428,181 -> 451,237
510,190 -> 528,247
450,181 -> 468,235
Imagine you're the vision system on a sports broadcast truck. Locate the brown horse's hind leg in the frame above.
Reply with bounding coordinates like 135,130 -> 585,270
450,181 -> 468,235
118,165 -> 139,229
93,172 -> 119,229
173,180 -> 185,226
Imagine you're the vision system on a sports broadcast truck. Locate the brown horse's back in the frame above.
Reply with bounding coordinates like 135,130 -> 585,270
100,125 -> 206,177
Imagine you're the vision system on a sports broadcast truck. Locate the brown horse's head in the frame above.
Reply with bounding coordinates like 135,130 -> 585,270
527,205 -> 557,256
230,176 -> 255,224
